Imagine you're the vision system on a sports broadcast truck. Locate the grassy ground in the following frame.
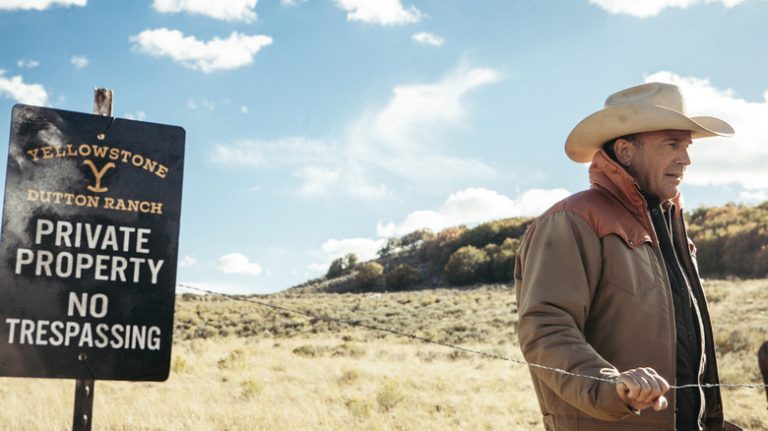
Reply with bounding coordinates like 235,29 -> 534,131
0,280 -> 766,430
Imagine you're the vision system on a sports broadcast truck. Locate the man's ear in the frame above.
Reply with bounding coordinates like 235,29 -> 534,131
613,139 -> 636,167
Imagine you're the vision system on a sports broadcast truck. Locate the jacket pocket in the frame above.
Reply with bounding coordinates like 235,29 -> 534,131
602,240 -> 660,297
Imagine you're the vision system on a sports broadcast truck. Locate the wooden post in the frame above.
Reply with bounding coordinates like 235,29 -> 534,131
758,341 -> 768,405
72,87 -> 113,431
93,88 -> 113,116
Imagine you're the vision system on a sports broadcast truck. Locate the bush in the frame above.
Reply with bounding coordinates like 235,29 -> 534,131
356,262 -> 383,290
686,203 -> 768,278
376,379 -> 406,412
486,237 -> 520,282
326,257 -> 345,278
240,378 -> 264,399
444,246 -> 490,286
417,225 -> 469,266
385,264 -> 420,291
400,229 -> 435,249
457,218 -> 530,250
292,344 -> 326,357
217,349 -> 246,370
326,253 -> 359,279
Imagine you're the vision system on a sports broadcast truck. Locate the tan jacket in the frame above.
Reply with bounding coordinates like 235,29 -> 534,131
514,150 -> 733,430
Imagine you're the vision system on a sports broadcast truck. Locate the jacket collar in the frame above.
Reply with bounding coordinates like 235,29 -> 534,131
588,150 -> 684,216
587,150 -> 686,247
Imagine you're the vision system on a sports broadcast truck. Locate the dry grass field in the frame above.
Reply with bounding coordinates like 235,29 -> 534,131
0,279 -> 766,430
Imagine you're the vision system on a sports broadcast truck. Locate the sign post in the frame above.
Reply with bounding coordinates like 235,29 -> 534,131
71,88 -> 113,431
0,89 -> 185,429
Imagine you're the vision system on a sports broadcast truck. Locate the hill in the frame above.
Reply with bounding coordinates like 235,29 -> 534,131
292,201 -> 768,294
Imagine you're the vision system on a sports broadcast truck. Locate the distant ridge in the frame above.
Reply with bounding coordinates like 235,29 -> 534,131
291,201 -> 768,294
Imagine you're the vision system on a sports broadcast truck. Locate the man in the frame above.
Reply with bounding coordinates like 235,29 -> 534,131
514,82 -> 742,430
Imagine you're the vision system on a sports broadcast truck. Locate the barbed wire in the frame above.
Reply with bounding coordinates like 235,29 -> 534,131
176,283 -> 767,391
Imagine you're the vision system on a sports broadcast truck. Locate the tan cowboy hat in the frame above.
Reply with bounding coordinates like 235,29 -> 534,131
565,82 -> 734,163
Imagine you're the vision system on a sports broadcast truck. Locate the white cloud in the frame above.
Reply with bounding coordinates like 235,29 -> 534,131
590,0 -> 745,17
322,238 -> 385,261
335,0 -> 423,25
212,137 -> 337,166
152,0 -> 258,22
17,59 -> 40,69
0,0 -> 85,10
217,252 -> 263,275
345,63 -> 501,180
130,28 -> 272,73
186,98 -> 215,110
280,0 -> 305,6
0,71 -> 48,106
240,105 -> 249,114
70,55 -> 89,68
644,71 -> 768,190
124,111 -> 146,121
412,32 -> 444,47
180,255 -> 197,268
738,190 -> 768,204
377,187 -> 571,237
308,237 -> 386,273
212,63 -> 501,199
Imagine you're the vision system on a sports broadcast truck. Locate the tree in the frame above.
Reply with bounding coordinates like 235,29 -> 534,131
385,264 -> 420,291
444,246 -> 490,286
377,238 -> 401,257
344,253 -> 358,269
326,257 -> 345,278
356,262 -> 384,290
326,253 -> 359,279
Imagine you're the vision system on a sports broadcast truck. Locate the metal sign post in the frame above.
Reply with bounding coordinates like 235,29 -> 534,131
71,87 -> 112,431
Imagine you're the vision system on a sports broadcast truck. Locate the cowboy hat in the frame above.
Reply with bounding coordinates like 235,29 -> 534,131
564,82 -> 734,163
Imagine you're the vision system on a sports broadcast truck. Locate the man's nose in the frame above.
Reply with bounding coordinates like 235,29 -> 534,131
678,147 -> 691,166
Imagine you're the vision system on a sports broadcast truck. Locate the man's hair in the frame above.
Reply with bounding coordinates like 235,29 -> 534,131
603,133 -> 642,162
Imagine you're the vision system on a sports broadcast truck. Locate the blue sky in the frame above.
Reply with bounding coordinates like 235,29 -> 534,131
1,0 -> 767,294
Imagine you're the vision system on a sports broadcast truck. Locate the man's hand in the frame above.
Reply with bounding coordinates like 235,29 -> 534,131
615,367 -> 670,412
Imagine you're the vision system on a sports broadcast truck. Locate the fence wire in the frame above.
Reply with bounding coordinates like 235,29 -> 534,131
176,283 -> 768,391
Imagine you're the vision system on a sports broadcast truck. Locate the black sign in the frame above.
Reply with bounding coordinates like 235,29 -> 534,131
0,104 -> 184,381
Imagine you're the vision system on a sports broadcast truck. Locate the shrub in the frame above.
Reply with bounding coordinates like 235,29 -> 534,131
338,369 -> 361,384
444,246 -> 490,286
457,218 -> 530,249
326,257 -> 345,278
171,355 -> 190,373
217,349 -> 246,370
356,262 -> 383,290
400,229 -> 435,249
345,398 -> 372,417
331,343 -> 366,358
376,379 -> 406,411
385,264 -> 420,291
418,226 -> 469,265
292,344 -> 325,357
240,378 -> 264,399
326,253 -> 359,279
486,237 -> 521,282
377,237 -> 401,257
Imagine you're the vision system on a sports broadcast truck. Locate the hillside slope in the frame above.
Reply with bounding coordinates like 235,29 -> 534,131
293,201 -> 768,294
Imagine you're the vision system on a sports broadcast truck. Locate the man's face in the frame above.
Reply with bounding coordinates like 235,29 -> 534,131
626,130 -> 692,201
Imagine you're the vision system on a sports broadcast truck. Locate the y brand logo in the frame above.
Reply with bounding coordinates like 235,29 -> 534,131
83,159 -> 116,193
